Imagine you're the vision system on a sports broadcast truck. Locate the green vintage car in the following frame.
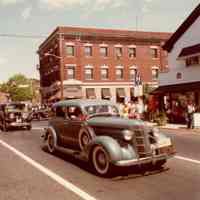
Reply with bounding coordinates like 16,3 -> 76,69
42,99 -> 175,176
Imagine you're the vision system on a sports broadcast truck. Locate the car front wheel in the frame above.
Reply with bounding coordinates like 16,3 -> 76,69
92,145 -> 111,176
47,132 -> 56,154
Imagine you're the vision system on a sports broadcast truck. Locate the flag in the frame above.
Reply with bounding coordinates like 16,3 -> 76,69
134,69 -> 142,86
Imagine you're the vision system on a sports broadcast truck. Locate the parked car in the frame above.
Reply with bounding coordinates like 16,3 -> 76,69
42,99 -> 175,176
0,102 -> 32,131
31,108 -> 49,121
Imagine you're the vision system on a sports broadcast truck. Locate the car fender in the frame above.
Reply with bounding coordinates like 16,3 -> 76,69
44,126 -> 58,148
87,136 -> 123,162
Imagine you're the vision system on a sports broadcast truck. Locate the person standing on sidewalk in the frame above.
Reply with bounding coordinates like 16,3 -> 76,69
187,101 -> 195,129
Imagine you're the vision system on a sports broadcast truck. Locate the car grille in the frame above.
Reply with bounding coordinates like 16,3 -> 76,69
134,130 -> 151,158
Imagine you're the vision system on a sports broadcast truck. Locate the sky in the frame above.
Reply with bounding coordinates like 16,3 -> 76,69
0,0 -> 199,83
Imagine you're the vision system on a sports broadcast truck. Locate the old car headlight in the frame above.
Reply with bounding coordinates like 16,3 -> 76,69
9,113 -> 15,119
122,130 -> 134,141
22,113 -> 28,119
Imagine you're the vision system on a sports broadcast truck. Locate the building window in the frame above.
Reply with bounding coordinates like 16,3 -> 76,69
116,68 -> 124,80
176,72 -> 182,79
100,47 -> 108,57
186,56 -> 199,66
101,68 -> 109,80
85,68 -> 94,80
150,48 -> 158,58
152,68 -> 159,80
130,68 -> 137,80
66,45 -> 75,56
128,48 -> 136,58
115,47 -> 123,59
67,66 -> 75,79
84,46 -> 92,57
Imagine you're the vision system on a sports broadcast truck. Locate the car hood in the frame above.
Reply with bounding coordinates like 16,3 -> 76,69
87,116 -> 145,129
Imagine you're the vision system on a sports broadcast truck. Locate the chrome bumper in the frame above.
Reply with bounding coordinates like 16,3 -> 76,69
114,153 -> 175,167
9,122 -> 30,127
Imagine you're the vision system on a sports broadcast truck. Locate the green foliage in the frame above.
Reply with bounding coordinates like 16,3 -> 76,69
0,74 -> 33,102
154,111 -> 168,126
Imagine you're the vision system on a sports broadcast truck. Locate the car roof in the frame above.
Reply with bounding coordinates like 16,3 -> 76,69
53,99 -> 116,108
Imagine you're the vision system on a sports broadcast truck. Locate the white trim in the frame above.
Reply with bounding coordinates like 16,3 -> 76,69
130,65 -> 138,69
150,45 -> 159,49
84,65 -> 94,69
99,43 -> 108,47
100,65 -> 109,69
65,64 -> 76,67
83,43 -> 93,47
128,45 -> 136,48
115,65 -> 124,69
114,44 -> 123,48
65,42 -> 75,46
151,66 -> 159,69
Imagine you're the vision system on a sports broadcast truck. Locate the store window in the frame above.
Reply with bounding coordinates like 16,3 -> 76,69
116,68 -> 124,80
67,66 -> 75,79
100,47 -> 108,57
130,68 -> 137,80
186,56 -> 199,66
115,47 -> 123,59
85,68 -> 94,80
128,47 -> 136,58
150,48 -> 158,58
152,68 -> 159,80
84,46 -> 92,57
66,45 -> 75,56
101,68 -> 109,80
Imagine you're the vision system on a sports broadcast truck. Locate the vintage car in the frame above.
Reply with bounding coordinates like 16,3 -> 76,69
43,99 -> 175,176
0,102 -> 32,131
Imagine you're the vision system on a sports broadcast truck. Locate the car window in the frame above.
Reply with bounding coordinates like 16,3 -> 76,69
66,106 -> 83,120
55,106 -> 65,118
85,105 -> 119,116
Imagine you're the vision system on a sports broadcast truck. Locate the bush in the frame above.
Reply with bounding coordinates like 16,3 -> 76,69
154,111 -> 168,126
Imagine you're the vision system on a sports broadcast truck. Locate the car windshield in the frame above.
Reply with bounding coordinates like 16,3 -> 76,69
6,104 -> 26,112
84,104 -> 119,117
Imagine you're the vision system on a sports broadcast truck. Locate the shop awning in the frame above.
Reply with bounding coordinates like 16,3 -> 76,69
116,88 -> 126,98
151,81 -> 200,94
86,88 -> 96,99
102,88 -> 111,98
178,43 -> 200,59
49,88 -> 82,100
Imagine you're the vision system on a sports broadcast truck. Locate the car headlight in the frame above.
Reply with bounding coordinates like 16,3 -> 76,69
22,113 -> 28,119
122,130 -> 134,141
9,113 -> 15,119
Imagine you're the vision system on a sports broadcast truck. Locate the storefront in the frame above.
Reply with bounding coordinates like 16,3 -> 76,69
152,82 -> 200,123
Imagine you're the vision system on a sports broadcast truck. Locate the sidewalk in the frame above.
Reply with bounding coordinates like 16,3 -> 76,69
145,121 -> 200,134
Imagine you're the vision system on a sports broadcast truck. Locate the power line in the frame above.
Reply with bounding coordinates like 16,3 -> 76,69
0,33 -> 46,39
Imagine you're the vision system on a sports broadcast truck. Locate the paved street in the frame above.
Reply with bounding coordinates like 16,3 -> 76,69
0,122 -> 200,200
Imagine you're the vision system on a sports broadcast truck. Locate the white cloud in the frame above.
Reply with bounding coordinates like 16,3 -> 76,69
21,6 -> 32,20
39,0 -> 89,9
0,0 -> 24,5
0,57 -> 7,65
39,0 -> 126,10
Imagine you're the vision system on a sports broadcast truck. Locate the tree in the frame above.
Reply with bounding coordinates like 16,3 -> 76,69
0,74 -> 33,102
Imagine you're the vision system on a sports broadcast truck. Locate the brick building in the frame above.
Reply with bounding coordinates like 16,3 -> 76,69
37,26 -> 171,103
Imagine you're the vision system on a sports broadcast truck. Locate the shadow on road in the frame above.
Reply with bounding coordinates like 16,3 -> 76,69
42,145 -> 170,179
